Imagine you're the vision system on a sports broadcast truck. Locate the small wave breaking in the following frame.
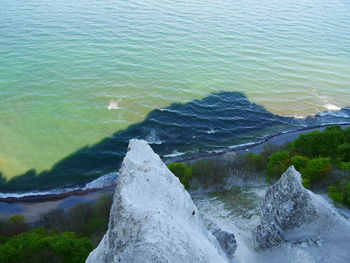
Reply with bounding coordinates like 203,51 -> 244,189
107,99 -> 121,110
145,129 -> 163,145
1,92 -> 350,201
0,172 -> 118,199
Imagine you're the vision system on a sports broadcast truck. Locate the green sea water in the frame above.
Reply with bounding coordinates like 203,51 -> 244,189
1,0 -> 350,180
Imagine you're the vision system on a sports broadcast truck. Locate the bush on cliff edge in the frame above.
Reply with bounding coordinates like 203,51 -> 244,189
167,162 -> 192,189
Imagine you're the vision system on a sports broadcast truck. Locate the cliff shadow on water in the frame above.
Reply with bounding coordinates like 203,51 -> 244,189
1,91 -> 350,192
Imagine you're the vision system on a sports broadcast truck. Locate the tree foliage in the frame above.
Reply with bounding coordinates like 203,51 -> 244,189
291,155 -> 309,171
260,126 -> 350,206
266,151 -> 292,179
0,194 -> 113,262
292,126 -> 345,158
0,228 -> 93,263
301,157 -> 331,188
0,215 -> 28,236
329,181 -> 350,207
39,194 -> 112,246
167,162 -> 192,189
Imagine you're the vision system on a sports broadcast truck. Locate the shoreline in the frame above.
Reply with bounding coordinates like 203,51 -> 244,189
169,122 -> 350,163
0,187 -> 116,223
1,122 -> 349,205
0,187 -> 108,204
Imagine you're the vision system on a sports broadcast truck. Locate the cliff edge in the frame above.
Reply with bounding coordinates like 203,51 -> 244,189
252,166 -> 318,250
86,139 -> 233,263
252,166 -> 350,263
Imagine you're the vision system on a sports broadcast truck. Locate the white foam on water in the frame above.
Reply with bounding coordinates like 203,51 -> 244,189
163,151 -> 187,158
206,128 -> 216,134
107,99 -> 121,110
228,142 -> 258,149
294,115 -> 306,119
324,103 -> 341,111
83,172 -> 118,189
313,89 -> 342,112
145,129 -> 163,145
0,172 -> 118,199
0,187 -> 81,199
318,110 -> 349,118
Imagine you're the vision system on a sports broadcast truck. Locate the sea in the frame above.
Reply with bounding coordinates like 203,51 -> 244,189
1,0 -> 350,195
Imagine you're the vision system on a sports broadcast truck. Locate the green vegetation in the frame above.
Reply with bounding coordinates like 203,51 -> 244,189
301,157 -> 331,188
166,144 -> 283,189
191,158 -> 233,188
167,162 -> 192,189
262,126 -> 350,206
167,158 -> 232,189
245,152 -> 265,172
39,194 -> 112,245
1,126 -> 349,263
192,160 -> 216,188
266,151 -> 292,179
290,155 -> 309,171
165,126 -> 350,208
340,162 -> 350,172
0,194 -> 113,263
0,228 -> 92,263
0,215 -> 29,236
292,126 -> 345,158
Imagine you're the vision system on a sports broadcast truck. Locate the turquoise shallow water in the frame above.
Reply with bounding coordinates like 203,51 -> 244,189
1,0 -> 350,190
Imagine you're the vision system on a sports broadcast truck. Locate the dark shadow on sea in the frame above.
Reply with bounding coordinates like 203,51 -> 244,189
1,91 -> 349,192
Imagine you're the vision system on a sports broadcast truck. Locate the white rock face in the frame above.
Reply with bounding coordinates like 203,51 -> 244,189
252,166 -> 350,262
252,166 -> 318,250
86,139 -> 230,263
212,228 -> 237,259
190,165 -> 350,263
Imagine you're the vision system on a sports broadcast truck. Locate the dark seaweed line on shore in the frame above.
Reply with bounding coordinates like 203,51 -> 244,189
1,122 -> 350,204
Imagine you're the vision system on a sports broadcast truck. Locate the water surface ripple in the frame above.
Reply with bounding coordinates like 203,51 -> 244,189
0,0 -> 349,188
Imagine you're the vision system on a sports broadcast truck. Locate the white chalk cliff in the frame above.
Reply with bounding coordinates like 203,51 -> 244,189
252,166 -> 350,262
252,166 -> 318,250
86,142 -> 350,263
86,139 -> 233,263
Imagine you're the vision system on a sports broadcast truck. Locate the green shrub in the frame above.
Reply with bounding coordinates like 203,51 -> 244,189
67,203 -> 93,233
246,153 -> 265,172
328,185 -> 345,203
340,162 -> 350,172
39,209 -> 67,232
266,151 -> 292,179
346,182 -> 350,205
92,194 -> 113,219
191,160 -> 217,188
329,181 -> 350,207
0,221 -> 3,235
0,215 -> 28,236
255,126 -> 350,206
0,235 -> 8,245
0,194 -> 113,262
167,162 -> 192,189
302,177 -> 312,189
0,228 -> 93,263
301,157 -> 331,187
38,194 -> 112,246
292,126 -> 345,158
344,127 -> 350,143
337,144 -> 350,162
291,155 -> 309,171
292,130 -> 321,157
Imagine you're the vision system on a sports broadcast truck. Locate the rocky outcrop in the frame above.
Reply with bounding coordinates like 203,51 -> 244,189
212,228 -> 237,260
252,166 -> 318,250
86,139 -> 235,263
